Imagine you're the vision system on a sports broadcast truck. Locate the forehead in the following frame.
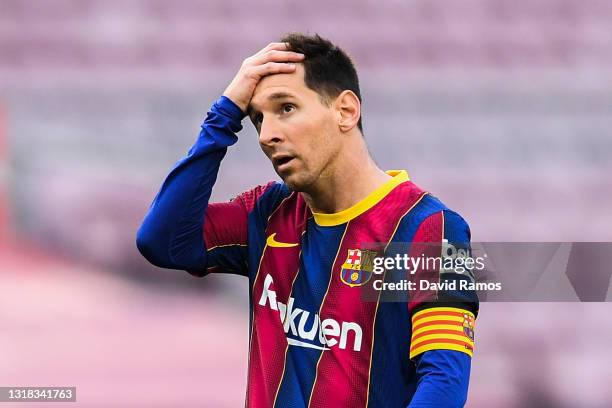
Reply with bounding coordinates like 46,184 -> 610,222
250,65 -> 317,110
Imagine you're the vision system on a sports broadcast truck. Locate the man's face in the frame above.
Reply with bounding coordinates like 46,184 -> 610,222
248,65 -> 342,192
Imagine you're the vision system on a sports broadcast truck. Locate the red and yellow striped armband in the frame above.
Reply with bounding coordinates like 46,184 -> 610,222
409,307 -> 476,360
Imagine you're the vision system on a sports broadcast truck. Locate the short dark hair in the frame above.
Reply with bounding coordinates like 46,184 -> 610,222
280,33 -> 363,132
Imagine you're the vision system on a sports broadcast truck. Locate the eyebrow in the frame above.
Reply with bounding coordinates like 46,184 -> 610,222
247,91 -> 297,117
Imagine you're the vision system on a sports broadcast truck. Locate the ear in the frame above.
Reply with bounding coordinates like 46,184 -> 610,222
334,90 -> 361,132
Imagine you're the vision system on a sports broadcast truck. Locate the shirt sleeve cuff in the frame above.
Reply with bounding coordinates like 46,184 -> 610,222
215,95 -> 247,122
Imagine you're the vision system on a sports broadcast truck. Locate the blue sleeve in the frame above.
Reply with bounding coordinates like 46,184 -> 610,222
136,96 -> 245,274
407,350 -> 471,408
407,209 -> 477,407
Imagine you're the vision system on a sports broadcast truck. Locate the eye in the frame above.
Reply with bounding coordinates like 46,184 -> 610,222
282,104 -> 295,114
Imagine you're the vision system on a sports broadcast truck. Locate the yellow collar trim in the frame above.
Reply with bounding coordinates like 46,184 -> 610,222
312,170 -> 410,226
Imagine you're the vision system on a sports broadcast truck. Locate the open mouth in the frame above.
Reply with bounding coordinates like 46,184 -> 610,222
273,155 -> 295,169
276,156 -> 293,166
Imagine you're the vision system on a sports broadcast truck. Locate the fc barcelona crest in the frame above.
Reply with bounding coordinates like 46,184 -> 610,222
462,313 -> 475,341
340,249 -> 377,287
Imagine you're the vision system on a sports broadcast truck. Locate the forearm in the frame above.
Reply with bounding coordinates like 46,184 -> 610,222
136,96 -> 244,271
408,350 -> 471,408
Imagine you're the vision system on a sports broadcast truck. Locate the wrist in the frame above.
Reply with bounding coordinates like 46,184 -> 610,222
216,96 -> 247,122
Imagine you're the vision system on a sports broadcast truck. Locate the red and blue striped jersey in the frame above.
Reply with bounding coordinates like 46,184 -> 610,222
137,96 -> 479,407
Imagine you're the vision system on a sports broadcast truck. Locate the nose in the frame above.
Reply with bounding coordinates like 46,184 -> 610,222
258,117 -> 284,148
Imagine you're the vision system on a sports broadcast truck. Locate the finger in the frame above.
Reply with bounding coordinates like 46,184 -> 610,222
249,62 -> 297,79
253,42 -> 290,58
251,50 -> 304,66
261,42 -> 290,53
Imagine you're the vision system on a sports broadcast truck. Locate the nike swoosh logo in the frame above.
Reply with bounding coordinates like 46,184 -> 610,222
266,233 -> 299,248
287,338 -> 329,350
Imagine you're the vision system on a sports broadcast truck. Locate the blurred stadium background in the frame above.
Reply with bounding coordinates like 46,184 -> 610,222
1,0 -> 611,406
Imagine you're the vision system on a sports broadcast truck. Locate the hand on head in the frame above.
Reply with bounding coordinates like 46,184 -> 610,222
223,43 -> 304,113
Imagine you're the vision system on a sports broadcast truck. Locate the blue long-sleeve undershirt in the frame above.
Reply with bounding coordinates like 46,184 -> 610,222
136,96 -> 245,273
408,350 -> 472,407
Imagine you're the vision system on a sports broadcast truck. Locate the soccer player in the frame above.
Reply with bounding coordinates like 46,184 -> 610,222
137,33 -> 479,408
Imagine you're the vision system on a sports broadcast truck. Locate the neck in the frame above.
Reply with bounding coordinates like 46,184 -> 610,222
301,133 -> 391,214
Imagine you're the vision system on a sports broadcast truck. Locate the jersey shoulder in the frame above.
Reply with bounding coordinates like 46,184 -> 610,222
235,180 -> 294,222
402,180 -> 470,233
